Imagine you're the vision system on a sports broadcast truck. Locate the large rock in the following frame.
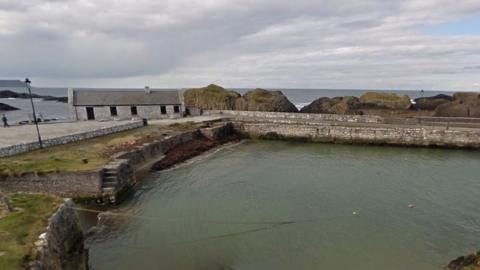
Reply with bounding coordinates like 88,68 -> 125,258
236,88 -> 298,112
31,199 -> 85,270
359,92 -> 411,110
300,96 -> 360,114
413,94 -> 453,110
446,252 -> 480,270
434,92 -> 480,117
0,103 -> 19,111
184,84 -> 240,110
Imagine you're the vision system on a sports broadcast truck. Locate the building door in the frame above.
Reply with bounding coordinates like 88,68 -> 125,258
86,107 -> 95,120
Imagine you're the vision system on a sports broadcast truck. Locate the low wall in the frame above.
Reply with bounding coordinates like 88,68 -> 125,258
101,131 -> 199,204
0,121 -> 144,158
204,110 -> 383,123
113,131 -> 198,167
237,122 -> 480,148
0,170 -> 103,198
29,199 -> 85,270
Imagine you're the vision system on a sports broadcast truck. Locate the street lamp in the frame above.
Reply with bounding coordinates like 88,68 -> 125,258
25,78 -> 43,148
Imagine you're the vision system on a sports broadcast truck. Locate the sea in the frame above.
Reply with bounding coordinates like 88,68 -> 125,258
0,87 -> 454,124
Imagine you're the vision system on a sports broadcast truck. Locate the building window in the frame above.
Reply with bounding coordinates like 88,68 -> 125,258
160,106 -> 167,115
110,106 -> 118,117
130,106 -> 138,116
173,105 -> 180,113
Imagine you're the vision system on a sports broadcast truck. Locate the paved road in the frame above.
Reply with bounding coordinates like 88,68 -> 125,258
0,116 -> 227,149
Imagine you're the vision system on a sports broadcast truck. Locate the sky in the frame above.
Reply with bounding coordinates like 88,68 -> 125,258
0,0 -> 480,91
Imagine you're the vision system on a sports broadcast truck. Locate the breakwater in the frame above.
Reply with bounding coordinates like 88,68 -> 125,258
205,110 -> 480,148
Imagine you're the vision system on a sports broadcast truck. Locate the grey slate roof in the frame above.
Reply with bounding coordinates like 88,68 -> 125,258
72,89 -> 182,106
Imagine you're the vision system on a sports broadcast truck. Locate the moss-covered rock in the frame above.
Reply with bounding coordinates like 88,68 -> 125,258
359,92 -> 411,110
300,97 -> 337,113
413,94 -> 453,110
235,88 -> 298,112
434,92 -> 480,117
447,252 -> 480,270
300,96 -> 360,114
184,84 -> 240,110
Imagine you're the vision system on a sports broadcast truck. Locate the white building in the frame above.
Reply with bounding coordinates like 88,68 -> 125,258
68,88 -> 185,121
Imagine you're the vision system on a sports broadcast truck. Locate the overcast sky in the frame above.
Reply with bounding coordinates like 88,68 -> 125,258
1,0 -> 480,90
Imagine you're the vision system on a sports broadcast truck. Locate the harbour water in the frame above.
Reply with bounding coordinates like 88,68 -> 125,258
87,140 -> 480,270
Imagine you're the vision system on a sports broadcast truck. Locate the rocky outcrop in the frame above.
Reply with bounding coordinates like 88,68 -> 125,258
300,96 -> 360,114
184,84 -> 240,110
0,90 -> 67,103
301,92 -> 413,115
235,89 -> 298,112
184,85 -> 298,112
413,94 -> 453,110
447,252 -> 480,270
0,102 -> 19,111
359,92 -> 411,110
30,199 -> 85,270
434,92 -> 480,117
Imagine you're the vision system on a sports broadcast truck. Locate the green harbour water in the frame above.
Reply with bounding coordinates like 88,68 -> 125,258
87,140 -> 480,270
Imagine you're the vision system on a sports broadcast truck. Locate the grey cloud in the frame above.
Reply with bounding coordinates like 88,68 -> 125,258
0,0 -> 480,90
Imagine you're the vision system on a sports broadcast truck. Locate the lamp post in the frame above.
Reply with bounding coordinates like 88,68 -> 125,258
25,78 -> 43,148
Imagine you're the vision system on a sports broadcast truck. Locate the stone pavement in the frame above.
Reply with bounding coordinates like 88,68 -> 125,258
0,120 -> 140,148
0,116 -> 227,149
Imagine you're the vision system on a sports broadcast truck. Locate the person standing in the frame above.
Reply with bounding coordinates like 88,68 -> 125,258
2,114 -> 9,127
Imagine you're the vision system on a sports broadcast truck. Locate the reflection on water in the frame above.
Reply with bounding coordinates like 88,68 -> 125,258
87,141 -> 480,270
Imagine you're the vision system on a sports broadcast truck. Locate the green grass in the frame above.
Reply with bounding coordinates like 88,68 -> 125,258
0,124 -> 191,177
0,193 -> 63,269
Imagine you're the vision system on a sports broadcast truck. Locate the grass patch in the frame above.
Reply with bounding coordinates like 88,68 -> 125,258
0,124 -> 199,177
0,193 -> 63,269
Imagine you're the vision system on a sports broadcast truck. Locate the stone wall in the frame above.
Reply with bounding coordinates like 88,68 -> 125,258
204,110 -> 383,123
200,122 -> 235,140
0,170 -> 103,197
237,122 -> 480,148
113,131 -> 197,167
0,121 -> 144,158
30,199 -> 85,270
101,131 -> 198,204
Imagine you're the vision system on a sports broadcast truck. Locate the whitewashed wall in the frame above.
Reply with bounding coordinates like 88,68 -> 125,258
72,105 -> 183,121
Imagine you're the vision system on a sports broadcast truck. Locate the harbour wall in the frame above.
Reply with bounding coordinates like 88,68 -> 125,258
204,110 -> 383,123
0,170 -> 103,198
236,122 -> 480,148
0,121 -> 144,158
